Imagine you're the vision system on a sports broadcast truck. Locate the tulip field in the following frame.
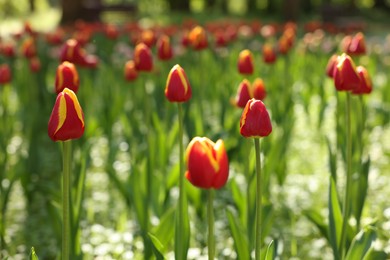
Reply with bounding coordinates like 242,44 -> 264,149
1,14 -> 390,260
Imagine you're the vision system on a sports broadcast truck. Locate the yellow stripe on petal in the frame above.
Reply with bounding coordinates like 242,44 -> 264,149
198,137 -> 220,173
54,94 -> 67,134
63,88 -> 84,127
177,66 -> 189,94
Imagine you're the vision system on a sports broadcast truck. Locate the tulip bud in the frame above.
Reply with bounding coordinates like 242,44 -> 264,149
29,56 -> 41,73
262,43 -> 277,64
165,64 -> 192,102
240,99 -> 272,138
352,66 -> 372,95
333,53 -> 361,91
233,79 -> 252,108
252,78 -> 266,100
185,137 -> 229,189
348,32 -> 366,56
325,54 -> 339,78
189,26 -> 208,50
124,60 -> 138,81
140,29 -> 156,48
55,61 -> 80,94
21,37 -> 37,59
237,49 -> 254,74
48,88 -> 85,142
0,64 -> 12,84
60,39 -> 98,68
134,43 -> 153,72
157,35 -> 173,61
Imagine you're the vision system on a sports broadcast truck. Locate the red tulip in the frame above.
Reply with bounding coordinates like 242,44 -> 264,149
134,43 -> 153,72
348,32 -> 366,56
333,53 -> 361,91
185,137 -> 229,189
105,24 -> 120,40
165,64 -> 192,102
21,37 -> 37,59
340,35 -> 352,53
60,39 -> 98,68
0,64 -> 11,84
140,29 -> 156,48
29,57 -> 41,73
55,61 -> 80,94
240,99 -> 272,138
252,78 -> 266,100
1,43 -> 16,58
262,43 -> 277,64
157,34 -> 173,61
237,49 -> 254,74
124,60 -> 138,81
48,88 -> 85,142
325,54 -> 339,78
233,79 -> 252,108
352,66 -> 372,95
189,26 -> 208,50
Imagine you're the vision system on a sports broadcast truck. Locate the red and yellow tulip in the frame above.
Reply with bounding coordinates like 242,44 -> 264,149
124,60 -> 138,81
185,137 -> 229,189
134,42 -> 153,72
237,49 -> 254,75
157,34 -> 173,61
48,88 -> 85,142
333,53 -> 361,91
55,61 -> 80,94
165,64 -> 192,102
353,66 -> 372,95
240,99 -> 272,138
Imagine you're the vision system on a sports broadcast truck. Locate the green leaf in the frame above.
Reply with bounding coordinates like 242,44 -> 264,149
303,209 -> 329,242
129,160 -> 148,230
326,138 -> 337,182
148,233 -> 165,260
345,226 -> 376,260
29,247 -> 39,260
152,207 -> 175,249
362,248 -> 389,260
230,179 -> 246,225
352,157 -> 370,227
227,208 -> 250,260
328,176 -> 343,258
174,192 -> 190,260
264,240 -> 275,260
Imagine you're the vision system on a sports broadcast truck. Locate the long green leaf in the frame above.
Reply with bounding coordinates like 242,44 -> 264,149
152,207 -> 175,249
227,208 -> 250,260
148,233 -> 165,260
345,226 -> 376,260
328,176 -> 343,259
264,240 -> 275,260
353,157 -> 370,227
303,209 -> 330,243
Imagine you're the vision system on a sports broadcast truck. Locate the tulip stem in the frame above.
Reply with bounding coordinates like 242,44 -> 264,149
254,138 -> 262,260
62,140 -> 71,260
208,189 -> 215,260
176,102 -> 185,259
340,91 -> 352,260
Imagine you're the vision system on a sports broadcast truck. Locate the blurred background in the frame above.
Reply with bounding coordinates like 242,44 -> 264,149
1,0 -> 390,34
